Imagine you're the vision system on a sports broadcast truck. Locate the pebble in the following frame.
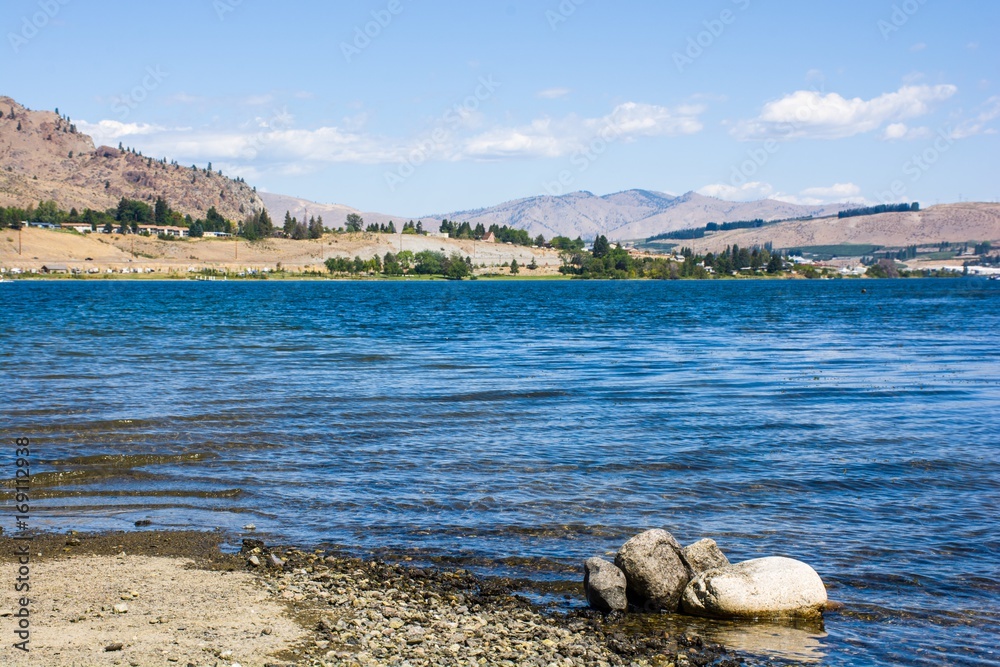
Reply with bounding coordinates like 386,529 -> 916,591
243,543 -> 740,667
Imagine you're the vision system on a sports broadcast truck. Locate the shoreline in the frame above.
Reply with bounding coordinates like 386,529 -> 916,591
0,529 -> 782,667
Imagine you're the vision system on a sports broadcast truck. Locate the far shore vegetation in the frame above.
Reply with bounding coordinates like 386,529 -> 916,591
2,198 -> 994,281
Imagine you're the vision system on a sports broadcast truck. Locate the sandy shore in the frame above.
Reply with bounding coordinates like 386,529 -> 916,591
0,531 -> 755,667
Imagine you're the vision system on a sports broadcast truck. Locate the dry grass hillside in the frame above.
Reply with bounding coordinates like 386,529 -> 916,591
0,227 -> 563,275
680,203 -> 1000,254
0,96 -> 264,220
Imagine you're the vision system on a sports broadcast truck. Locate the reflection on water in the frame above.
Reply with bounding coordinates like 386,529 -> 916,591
2,279 -> 999,667
699,619 -> 828,664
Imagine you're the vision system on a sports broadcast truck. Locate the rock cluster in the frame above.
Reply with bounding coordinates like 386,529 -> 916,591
584,530 -> 827,620
243,540 -> 744,667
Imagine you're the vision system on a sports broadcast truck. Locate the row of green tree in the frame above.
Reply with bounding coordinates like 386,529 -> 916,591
838,203 -> 919,219
647,218 -> 771,242
438,219 -> 543,247
0,197 -> 254,239
325,251 -> 472,279
560,236 -> 786,279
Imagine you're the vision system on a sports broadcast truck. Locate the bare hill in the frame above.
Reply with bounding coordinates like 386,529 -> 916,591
431,190 -> 847,240
0,96 -> 264,220
679,203 -> 1000,254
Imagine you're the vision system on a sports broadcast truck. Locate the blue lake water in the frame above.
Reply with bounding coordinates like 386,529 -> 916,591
1,279 -> 998,666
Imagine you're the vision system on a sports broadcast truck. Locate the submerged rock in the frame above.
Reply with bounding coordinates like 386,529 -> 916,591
583,557 -> 628,612
614,529 -> 691,611
681,538 -> 730,575
681,556 -> 828,619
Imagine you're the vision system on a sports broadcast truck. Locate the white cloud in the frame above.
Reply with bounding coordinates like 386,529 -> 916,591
537,87 -> 571,99
461,102 -> 704,159
594,102 -> 705,137
76,120 -> 173,146
910,42 -> 927,52
950,96 -> 1000,139
733,84 -> 957,140
463,118 -> 567,159
75,101 -> 705,172
697,182 -> 775,201
882,122 -> 931,141
805,69 -> 825,83
698,182 -> 868,205
774,183 -> 869,206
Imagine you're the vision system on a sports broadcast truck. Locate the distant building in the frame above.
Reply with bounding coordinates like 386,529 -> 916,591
481,231 -> 497,243
61,223 -> 92,234
41,264 -> 68,273
138,225 -> 189,237
25,221 -> 60,230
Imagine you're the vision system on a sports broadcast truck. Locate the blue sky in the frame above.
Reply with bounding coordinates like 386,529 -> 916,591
3,0 -> 998,216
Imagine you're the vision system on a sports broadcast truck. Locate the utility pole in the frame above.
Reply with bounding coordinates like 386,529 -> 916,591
18,224 -> 22,255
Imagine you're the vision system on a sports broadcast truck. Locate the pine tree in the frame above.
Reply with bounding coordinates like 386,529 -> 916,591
592,235 -> 610,258
154,197 -> 169,225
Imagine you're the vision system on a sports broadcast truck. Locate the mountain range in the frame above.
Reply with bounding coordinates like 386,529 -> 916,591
4,95 -> 998,250
260,189 -> 849,241
426,190 -> 849,240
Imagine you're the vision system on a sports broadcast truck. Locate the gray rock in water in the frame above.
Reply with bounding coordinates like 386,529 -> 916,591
681,539 -> 730,575
583,558 -> 628,612
614,529 -> 691,611
681,556 -> 828,619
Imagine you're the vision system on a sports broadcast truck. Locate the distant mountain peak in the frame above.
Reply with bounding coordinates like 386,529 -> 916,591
431,188 -> 850,240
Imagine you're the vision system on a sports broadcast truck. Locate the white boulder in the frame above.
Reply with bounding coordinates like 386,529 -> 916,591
681,556 -> 827,619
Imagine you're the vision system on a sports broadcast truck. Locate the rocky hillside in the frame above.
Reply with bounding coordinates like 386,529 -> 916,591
432,190 -> 848,240
0,96 -> 264,220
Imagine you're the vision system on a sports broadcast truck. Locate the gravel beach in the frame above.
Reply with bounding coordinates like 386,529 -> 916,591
0,531 -> 764,667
